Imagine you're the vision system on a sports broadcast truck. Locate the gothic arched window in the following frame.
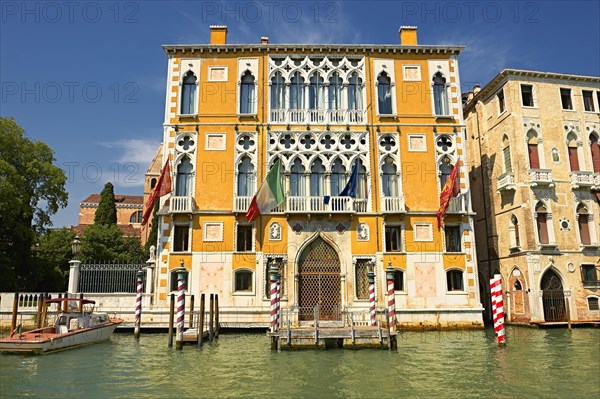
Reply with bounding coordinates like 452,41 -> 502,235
433,72 -> 448,116
240,71 -> 256,114
175,157 -> 193,196
181,72 -> 197,115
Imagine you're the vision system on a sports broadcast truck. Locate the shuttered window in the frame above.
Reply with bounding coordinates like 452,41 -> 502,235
537,213 -> 549,244
503,146 -> 512,173
578,214 -> 591,245
591,135 -> 600,173
568,147 -> 580,171
528,144 -> 540,169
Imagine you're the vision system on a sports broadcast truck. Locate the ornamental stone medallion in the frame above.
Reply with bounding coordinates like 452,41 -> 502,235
357,223 -> 369,241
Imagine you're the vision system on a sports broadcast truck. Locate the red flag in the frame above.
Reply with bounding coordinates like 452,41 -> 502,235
436,160 -> 461,228
142,161 -> 172,226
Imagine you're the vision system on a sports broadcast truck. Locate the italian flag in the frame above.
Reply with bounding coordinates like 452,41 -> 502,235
246,158 -> 285,222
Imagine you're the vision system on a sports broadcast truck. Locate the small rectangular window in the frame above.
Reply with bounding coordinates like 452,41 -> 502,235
393,270 -> 404,291
560,88 -> 573,110
235,270 -> 253,292
446,270 -> 464,291
236,225 -> 253,252
521,85 -> 534,107
583,90 -> 595,112
581,265 -> 598,285
173,225 -> 189,252
385,226 -> 402,252
444,226 -> 462,252
588,297 -> 599,311
497,89 -> 505,114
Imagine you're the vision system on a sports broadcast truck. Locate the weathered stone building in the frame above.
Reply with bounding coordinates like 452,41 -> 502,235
464,69 -> 600,324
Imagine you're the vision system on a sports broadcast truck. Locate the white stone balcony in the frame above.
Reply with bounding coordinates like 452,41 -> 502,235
528,168 -> 554,187
447,194 -> 466,213
234,196 -> 253,213
269,108 -> 366,125
570,171 -> 600,190
169,196 -> 195,213
286,196 -> 356,213
381,196 -> 405,213
497,172 -> 516,192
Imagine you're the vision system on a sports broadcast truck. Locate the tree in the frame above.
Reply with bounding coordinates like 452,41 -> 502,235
94,182 -> 117,226
0,117 -> 68,291
34,228 -> 76,275
80,224 -> 145,263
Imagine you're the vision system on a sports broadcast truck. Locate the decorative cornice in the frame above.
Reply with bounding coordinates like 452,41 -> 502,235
464,68 -> 600,113
162,44 -> 464,57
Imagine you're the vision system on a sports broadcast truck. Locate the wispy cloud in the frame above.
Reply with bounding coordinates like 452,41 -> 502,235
437,31 -> 514,90
101,139 -> 161,187
169,1 -> 362,45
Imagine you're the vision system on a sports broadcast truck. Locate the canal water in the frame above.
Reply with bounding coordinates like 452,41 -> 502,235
1,327 -> 598,398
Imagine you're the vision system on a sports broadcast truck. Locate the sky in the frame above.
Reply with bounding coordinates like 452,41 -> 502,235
1,0 -> 599,228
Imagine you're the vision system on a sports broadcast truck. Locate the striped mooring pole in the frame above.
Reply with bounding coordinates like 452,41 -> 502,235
269,263 -> 280,334
385,264 -> 396,334
490,274 -> 506,345
368,266 -> 376,327
134,269 -> 145,339
174,262 -> 188,350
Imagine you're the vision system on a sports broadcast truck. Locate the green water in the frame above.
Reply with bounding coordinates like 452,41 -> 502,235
1,327 -> 599,399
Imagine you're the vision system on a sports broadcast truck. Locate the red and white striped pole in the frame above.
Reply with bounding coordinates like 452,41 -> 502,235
269,263 -> 280,333
490,274 -> 506,345
175,263 -> 187,350
133,269 -> 144,339
385,264 -> 397,334
368,265 -> 376,326
276,273 -> 281,330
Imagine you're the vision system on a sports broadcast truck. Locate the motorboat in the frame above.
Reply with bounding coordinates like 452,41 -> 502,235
0,297 -> 123,354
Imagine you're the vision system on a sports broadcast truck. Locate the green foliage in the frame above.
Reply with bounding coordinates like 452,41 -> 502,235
80,224 -> 145,263
94,182 -> 117,226
143,201 -> 159,256
33,228 -> 76,274
0,117 -> 68,291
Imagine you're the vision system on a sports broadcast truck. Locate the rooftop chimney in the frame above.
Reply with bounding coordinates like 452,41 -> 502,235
210,25 -> 228,45
399,26 -> 418,45
260,36 -> 269,45
473,84 -> 481,95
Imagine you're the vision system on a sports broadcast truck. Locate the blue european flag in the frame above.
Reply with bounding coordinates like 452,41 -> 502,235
339,162 -> 359,198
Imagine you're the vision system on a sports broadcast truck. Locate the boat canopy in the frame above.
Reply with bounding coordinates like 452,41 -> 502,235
46,298 -> 96,305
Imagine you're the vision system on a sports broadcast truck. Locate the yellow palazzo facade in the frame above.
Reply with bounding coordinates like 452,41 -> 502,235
152,26 -> 483,328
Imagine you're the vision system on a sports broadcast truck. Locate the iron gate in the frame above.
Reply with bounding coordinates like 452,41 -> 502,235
298,237 -> 341,321
541,271 -> 566,322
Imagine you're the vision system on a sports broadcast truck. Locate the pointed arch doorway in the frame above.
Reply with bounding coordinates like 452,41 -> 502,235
297,237 -> 341,321
541,269 -> 566,322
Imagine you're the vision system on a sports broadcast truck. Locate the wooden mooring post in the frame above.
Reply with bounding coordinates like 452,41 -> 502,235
214,294 -> 220,339
78,293 -> 84,313
189,295 -> 195,329
566,297 -> 572,331
36,294 -> 44,328
40,293 -> 49,328
167,293 -> 175,348
197,294 -> 205,347
10,292 -> 19,333
62,293 -> 69,313
209,294 -> 214,341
